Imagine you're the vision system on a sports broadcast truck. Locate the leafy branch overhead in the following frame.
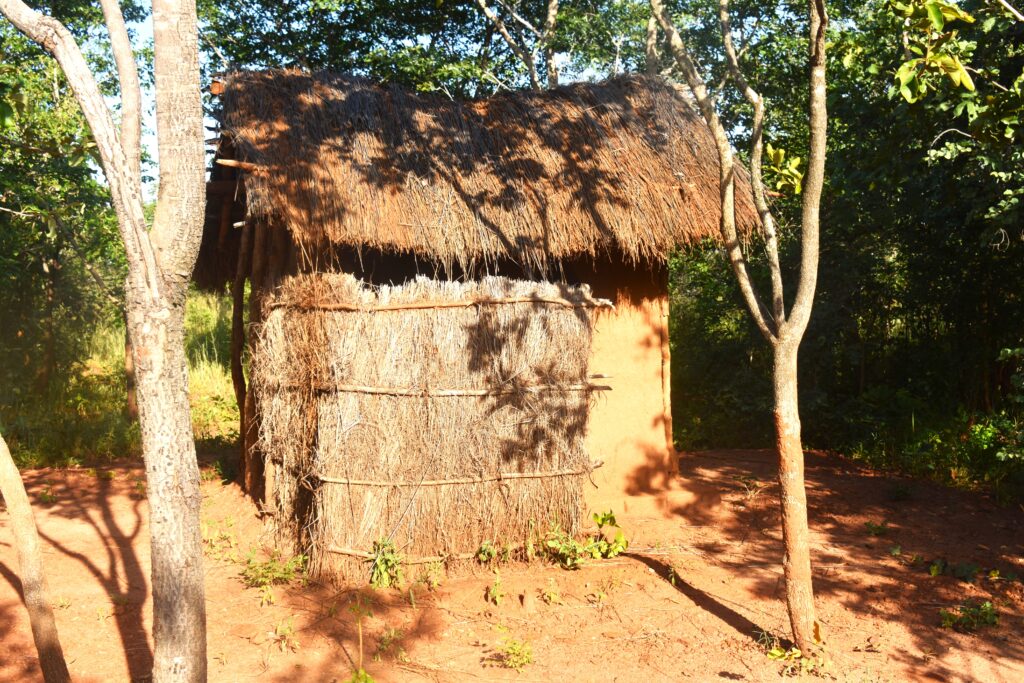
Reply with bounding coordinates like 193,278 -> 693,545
891,0 -> 976,103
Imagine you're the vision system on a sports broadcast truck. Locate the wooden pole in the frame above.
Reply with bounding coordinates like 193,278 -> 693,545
268,296 -> 614,313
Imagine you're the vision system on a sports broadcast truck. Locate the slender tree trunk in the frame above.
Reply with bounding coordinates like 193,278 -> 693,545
0,0 -> 208,679
543,0 -> 559,88
773,340 -> 816,651
127,294 -> 206,682
645,13 -> 660,75
651,0 -> 827,654
0,434 -> 71,683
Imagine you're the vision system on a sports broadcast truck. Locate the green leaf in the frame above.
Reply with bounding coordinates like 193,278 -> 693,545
925,2 -> 945,31
0,100 -> 14,129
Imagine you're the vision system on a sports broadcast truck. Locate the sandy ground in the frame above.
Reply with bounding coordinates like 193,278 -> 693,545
1,449 -> 1022,682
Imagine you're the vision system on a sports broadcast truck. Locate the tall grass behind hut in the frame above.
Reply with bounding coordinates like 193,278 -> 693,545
252,273 -> 607,580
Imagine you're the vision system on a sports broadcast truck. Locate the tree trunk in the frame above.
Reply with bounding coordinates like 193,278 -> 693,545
125,322 -> 139,420
773,340 -> 816,653
0,434 -> 71,683
645,13 -> 660,75
127,294 -> 207,683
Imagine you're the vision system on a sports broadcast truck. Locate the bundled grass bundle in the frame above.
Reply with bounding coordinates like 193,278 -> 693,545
252,273 -> 609,581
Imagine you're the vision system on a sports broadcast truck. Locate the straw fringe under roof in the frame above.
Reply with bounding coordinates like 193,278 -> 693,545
217,70 -> 757,271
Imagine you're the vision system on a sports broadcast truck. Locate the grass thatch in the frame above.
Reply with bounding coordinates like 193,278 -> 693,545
212,71 -> 758,276
252,273 -> 605,581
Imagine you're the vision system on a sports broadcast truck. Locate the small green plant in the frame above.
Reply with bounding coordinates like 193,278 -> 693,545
476,540 -> 497,564
767,645 -> 826,677
928,558 -> 982,582
373,627 -> 408,663
754,627 -> 781,653
240,551 -> 306,589
544,526 -> 590,570
201,518 -> 239,563
269,617 -> 300,653
485,570 -> 506,606
347,596 -> 375,682
416,561 -> 444,590
368,539 -> 404,589
940,600 -> 998,633
542,511 -> 629,570
889,545 -> 902,557
734,474 -> 766,501
53,596 -> 71,610
489,637 -> 533,671
539,578 -> 563,605
589,510 -> 629,559
864,520 -> 891,536
37,486 -> 56,504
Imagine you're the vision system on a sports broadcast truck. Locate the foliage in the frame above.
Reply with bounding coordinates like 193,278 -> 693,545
485,569 -> 506,606
488,636 -> 534,671
542,512 -> 628,570
240,551 -> 307,588
667,0 -> 1024,501
864,520 -> 891,536
269,617 -> 300,653
588,510 -> 629,559
928,557 -> 982,581
346,596 -> 375,682
373,627 -> 408,663
539,578 -> 564,605
890,0 -> 977,103
416,561 -> 444,590
2,287 -> 238,467
939,599 -> 998,632
476,540 -> 498,564
368,539 -> 404,589
202,517 -> 240,563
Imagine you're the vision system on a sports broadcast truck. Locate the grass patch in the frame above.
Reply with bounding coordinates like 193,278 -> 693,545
940,600 -> 998,633
3,289 -> 239,468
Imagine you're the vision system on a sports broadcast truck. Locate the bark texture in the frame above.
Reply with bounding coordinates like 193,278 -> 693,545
651,0 -> 828,654
0,434 -> 71,683
773,342 -> 816,650
0,0 -> 209,679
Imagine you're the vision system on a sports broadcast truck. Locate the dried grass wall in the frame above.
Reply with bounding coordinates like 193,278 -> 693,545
251,273 -> 608,580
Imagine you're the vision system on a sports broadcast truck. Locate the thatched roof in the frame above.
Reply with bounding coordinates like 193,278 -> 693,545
205,70 -> 757,275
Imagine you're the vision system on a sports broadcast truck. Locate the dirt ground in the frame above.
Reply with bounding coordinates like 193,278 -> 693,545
1,449 -> 1022,682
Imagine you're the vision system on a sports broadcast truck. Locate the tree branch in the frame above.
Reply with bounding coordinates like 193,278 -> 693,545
473,0 -> 541,90
998,0 -> 1024,22
494,0 -> 541,36
99,0 -> 141,179
149,0 -> 206,278
719,0 -> 786,324
645,12 -> 660,76
650,0 -> 777,342
787,0 -> 828,338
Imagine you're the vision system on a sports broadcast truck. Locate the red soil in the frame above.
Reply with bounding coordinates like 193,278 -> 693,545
2,450 -> 1022,682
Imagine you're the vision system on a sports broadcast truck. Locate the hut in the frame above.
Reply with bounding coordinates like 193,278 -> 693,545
196,70 -> 756,579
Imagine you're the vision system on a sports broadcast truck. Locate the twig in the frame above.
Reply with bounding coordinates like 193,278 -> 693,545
930,128 -> 974,148
997,0 -> 1024,22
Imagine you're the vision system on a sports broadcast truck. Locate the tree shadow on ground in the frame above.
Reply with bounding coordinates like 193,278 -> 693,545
656,449 -> 1024,681
8,467 -> 153,681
